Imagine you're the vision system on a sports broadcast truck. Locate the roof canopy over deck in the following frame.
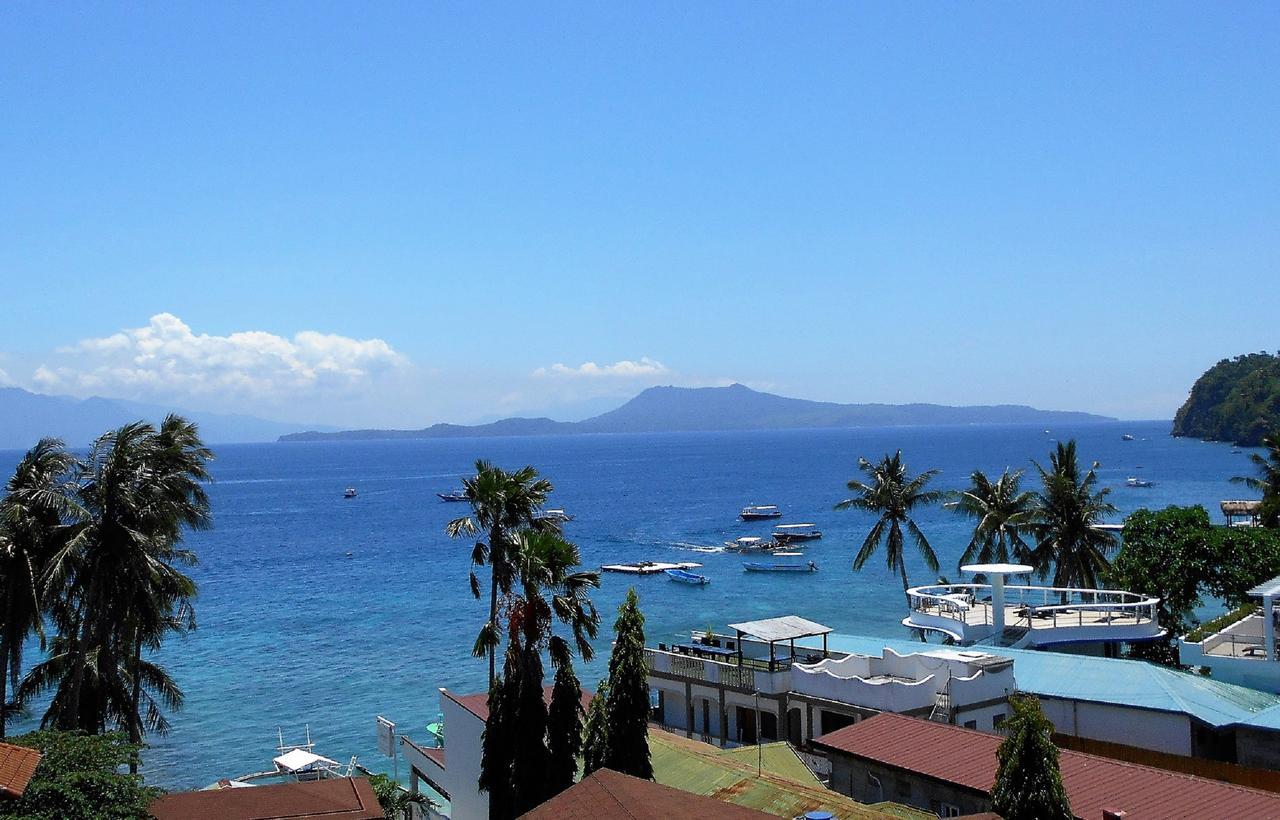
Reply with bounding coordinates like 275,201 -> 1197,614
728,615 -> 832,666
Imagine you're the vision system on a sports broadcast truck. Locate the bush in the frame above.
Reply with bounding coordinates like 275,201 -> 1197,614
0,731 -> 162,820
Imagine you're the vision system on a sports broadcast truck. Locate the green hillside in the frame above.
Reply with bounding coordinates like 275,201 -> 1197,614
1173,353 -> 1280,446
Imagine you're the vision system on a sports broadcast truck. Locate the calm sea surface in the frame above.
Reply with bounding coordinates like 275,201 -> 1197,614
0,420 -> 1262,788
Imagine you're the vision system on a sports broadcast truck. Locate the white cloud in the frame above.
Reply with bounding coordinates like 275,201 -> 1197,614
33,313 -> 406,403
532,357 -> 670,379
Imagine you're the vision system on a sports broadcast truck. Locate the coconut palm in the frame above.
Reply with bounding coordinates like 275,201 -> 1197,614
1029,440 -> 1118,592
446,461 -> 554,686
0,438 -> 79,736
511,529 -> 600,668
836,451 -> 945,606
947,468 -> 1038,570
1232,429 -> 1280,528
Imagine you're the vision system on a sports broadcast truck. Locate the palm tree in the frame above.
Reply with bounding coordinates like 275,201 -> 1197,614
947,468 -> 1037,570
446,461 -> 554,686
1030,440 -> 1118,592
511,529 -> 600,669
1232,429 -> 1280,528
0,438 -> 79,737
836,451 -> 945,606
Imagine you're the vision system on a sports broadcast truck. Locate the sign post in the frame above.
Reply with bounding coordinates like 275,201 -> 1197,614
376,716 -> 398,782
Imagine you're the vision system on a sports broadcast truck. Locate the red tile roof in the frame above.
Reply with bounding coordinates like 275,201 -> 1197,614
520,768 -> 772,819
443,685 -> 595,723
150,776 -> 385,820
814,713 -> 1280,820
0,742 -> 41,799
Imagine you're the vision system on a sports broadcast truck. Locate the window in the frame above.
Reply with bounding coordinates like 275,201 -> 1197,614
931,800 -> 962,817
993,713 -> 1006,731
962,720 -> 977,730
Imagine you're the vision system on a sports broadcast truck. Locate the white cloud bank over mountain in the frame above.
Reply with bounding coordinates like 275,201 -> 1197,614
32,313 -> 406,405
531,357 -> 670,379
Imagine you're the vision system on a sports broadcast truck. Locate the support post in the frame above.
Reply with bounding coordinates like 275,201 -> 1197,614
1266,594 -> 1275,662
992,571 -> 1007,634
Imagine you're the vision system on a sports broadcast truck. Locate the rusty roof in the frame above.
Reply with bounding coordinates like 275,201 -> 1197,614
150,776 -> 385,820
443,685 -> 595,723
520,768 -> 772,819
814,712 -> 1280,820
0,742 -> 42,799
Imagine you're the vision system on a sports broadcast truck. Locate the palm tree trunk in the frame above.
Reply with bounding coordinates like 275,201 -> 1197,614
128,627 -> 143,774
488,525 -> 501,688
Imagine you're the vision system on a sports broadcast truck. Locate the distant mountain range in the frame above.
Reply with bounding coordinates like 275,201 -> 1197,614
0,387 -> 334,449
279,384 -> 1114,442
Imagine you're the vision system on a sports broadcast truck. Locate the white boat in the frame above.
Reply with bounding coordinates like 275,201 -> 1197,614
773,523 -> 822,542
537,508 -> 574,522
437,491 -> 468,502
739,504 -> 783,521
665,568 -> 710,585
724,536 -> 774,552
220,727 -> 356,787
1121,433 -> 1135,441
343,487 -> 357,499
1126,477 -> 1154,488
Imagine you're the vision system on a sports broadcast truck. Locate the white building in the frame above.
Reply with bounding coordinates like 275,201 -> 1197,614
1180,574 -> 1280,694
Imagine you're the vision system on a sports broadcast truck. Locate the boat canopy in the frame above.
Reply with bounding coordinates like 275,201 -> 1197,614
273,749 -> 339,774
729,615 -> 832,643
774,523 -> 817,530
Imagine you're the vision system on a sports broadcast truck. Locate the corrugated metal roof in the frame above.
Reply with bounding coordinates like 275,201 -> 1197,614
521,769 -> 772,819
814,713 -> 1280,820
1247,574 -> 1280,598
729,615 -> 832,642
826,633 -> 1280,729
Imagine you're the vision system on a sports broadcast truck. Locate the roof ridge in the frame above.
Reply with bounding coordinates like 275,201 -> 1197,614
593,771 -> 642,819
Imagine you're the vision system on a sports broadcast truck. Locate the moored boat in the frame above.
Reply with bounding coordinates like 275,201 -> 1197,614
739,504 -> 783,521
665,568 -> 710,585
743,560 -> 818,572
724,536 -> 774,552
1121,433 -> 1135,441
1125,477 -> 1154,488
343,487 -> 357,499
537,508 -> 574,522
773,523 -> 822,542
437,491 -> 468,502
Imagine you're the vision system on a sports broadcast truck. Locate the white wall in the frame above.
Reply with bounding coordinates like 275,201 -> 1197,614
1039,697 -> 1193,756
438,694 -> 487,820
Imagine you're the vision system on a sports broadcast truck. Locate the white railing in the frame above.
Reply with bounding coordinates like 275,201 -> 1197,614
905,583 -> 1161,630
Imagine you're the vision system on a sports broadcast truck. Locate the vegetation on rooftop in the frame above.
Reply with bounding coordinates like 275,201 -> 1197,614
1185,603 -> 1261,644
1172,352 -> 1280,447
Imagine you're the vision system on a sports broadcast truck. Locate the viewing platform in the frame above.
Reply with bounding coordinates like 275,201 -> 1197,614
904,563 -> 1164,649
1181,574 -> 1280,693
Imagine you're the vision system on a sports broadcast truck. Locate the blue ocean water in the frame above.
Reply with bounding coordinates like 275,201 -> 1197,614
0,420 -> 1261,788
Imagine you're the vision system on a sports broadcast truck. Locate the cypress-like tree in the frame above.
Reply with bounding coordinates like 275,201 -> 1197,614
545,660 -> 584,796
601,588 -> 653,780
581,680 -> 609,777
478,645 -> 519,820
990,695 -> 1073,820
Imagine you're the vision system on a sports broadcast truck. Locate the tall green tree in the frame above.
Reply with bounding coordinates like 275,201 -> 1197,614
545,661 -> 584,797
0,439 -> 79,737
446,461 -> 554,686
1030,440 -> 1118,591
947,468 -> 1037,569
836,451 -> 945,605
601,588 -> 652,780
581,681 -> 609,777
990,695 -> 1073,820
1232,429 -> 1280,528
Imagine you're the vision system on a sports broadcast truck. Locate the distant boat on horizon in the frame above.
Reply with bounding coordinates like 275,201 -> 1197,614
437,491 -> 468,503
343,487 -> 357,499
1121,433 -> 1135,441
740,504 -> 783,521
1126,476 -> 1154,488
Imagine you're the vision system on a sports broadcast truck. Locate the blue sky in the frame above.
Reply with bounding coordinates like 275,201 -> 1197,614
2,3 -> 1276,427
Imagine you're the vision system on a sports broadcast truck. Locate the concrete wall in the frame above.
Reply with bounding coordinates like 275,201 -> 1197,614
438,695 -> 487,820
828,753 -> 990,817
1040,697 -> 1193,756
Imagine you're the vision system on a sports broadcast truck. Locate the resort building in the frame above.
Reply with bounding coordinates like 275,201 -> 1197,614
1180,573 -> 1280,694
814,712 -> 1280,819
903,563 -> 1164,652
646,615 -> 1280,770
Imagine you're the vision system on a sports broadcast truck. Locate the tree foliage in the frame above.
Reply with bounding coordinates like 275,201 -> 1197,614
546,661 -> 584,797
581,681 -> 609,777
1030,440 -> 1118,590
1232,429 -> 1280,528
600,588 -> 653,780
0,730 -> 161,820
948,468 -> 1037,569
836,451 -> 944,604
1173,352 -> 1280,447
368,773 -> 430,820
990,696 -> 1073,820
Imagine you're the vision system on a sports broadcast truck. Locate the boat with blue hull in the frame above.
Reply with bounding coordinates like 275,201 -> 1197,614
665,568 -> 710,585
744,560 -> 817,573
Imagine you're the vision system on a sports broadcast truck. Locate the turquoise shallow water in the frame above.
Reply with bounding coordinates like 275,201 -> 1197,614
0,420 -> 1260,788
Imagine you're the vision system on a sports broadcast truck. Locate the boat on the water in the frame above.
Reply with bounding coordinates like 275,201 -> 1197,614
665,568 -> 710,585
537,508 -> 574,522
1121,433 -> 1135,441
219,727 -> 356,787
773,523 -> 822,542
437,491 -> 468,502
739,504 -> 783,521
724,536 -> 775,552
743,560 -> 818,572
1125,477 -> 1154,488
601,561 -> 702,575
343,487 -> 357,499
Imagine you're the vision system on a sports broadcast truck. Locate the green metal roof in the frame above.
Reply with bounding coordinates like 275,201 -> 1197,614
826,633 -> 1280,729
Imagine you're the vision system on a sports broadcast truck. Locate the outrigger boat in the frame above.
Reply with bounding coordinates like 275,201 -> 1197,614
219,727 -> 357,788
739,504 -> 783,521
772,523 -> 822,542
744,560 -> 818,572
665,568 -> 710,585
437,491 -> 468,502
724,536 -> 775,552
1125,477 -> 1154,488
536,508 -> 574,523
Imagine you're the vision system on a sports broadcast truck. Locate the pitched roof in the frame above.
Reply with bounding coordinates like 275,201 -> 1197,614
814,713 -> 1280,820
729,615 -> 832,643
442,685 -> 595,723
150,776 -> 385,820
826,633 -> 1280,729
0,742 -> 42,799
520,768 -> 772,819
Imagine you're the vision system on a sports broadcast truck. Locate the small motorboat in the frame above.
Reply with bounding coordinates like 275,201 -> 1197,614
437,491 -> 468,503
724,536 -> 775,552
1125,477 -> 1154,488
1121,434 -> 1135,441
773,523 -> 822,542
343,487 -> 357,499
537,508 -> 574,522
739,504 -> 783,521
665,568 -> 710,585
743,560 -> 818,572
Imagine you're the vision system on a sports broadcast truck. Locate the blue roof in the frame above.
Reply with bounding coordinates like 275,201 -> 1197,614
826,633 -> 1280,730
